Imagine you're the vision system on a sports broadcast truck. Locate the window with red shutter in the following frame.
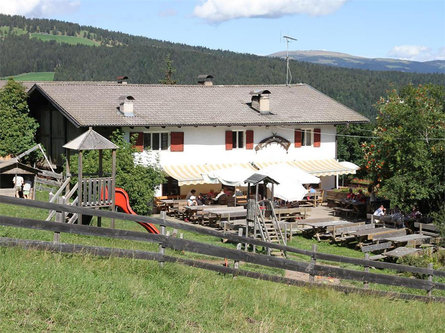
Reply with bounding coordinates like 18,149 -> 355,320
225,131 -> 233,150
170,132 -> 184,152
130,132 -> 144,152
314,128 -> 321,147
246,130 -> 254,149
294,129 -> 302,148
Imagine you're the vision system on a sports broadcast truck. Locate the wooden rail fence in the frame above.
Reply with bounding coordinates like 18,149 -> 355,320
0,195 -> 444,303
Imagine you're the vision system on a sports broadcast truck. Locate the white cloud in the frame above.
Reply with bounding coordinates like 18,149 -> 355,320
388,45 -> 445,62
0,0 -> 80,17
193,0 -> 347,23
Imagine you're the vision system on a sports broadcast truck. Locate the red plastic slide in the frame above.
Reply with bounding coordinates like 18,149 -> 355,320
114,187 -> 159,234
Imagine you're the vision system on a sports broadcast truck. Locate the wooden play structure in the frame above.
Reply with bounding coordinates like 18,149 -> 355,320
245,173 -> 286,255
47,128 -> 118,226
46,128 -> 159,234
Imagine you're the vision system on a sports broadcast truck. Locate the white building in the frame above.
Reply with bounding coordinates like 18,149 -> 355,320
27,78 -> 368,196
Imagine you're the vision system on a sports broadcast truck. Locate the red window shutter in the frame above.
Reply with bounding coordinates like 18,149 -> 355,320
225,131 -> 233,150
131,132 -> 144,152
170,132 -> 184,152
314,128 -> 321,147
246,130 -> 254,149
294,129 -> 302,148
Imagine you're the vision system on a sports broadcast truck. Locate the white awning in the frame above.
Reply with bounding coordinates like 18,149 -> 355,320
162,162 -> 257,186
254,159 -> 357,177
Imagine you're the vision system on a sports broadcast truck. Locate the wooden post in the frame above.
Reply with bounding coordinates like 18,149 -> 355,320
32,174 -> 37,200
234,228 -> 243,272
310,244 -> 317,283
110,149 -> 116,229
53,196 -> 63,243
97,150 -> 103,227
159,211 -> 166,267
77,150 -> 83,225
364,253 -> 370,289
427,262 -> 433,297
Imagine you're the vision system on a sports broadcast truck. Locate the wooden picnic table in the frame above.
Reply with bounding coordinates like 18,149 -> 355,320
383,234 -> 431,246
349,227 -> 406,242
274,207 -> 310,220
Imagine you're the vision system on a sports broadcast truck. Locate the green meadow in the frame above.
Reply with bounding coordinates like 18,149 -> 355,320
0,195 -> 444,332
2,72 -> 55,81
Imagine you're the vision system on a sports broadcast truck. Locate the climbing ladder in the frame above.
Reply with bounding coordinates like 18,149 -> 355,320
46,177 -> 80,224
254,200 -> 287,256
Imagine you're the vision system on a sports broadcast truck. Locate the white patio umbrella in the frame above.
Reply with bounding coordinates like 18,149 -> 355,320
267,182 -> 308,202
259,164 -> 320,185
204,166 -> 255,187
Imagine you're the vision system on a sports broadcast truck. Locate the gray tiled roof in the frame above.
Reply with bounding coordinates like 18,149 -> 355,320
31,82 -> 369,127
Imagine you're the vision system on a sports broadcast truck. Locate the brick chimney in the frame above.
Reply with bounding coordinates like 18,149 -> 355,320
197,74 -> 214,86
117,76 -> 128,84
250,90 -> 271,115
118,95 -> 135,117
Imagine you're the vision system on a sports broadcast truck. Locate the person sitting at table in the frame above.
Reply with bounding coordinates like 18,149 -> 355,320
187,195 -> 198,206
196,193 -> 205,205
186,189 -> 196,200
213,188 -> 227,204
373,205 -> 386,216
306,185 -> 316,200
408,206 -> 422,220
391,205 -> 405,228
346,188 -> 355,200
355,189 -> 366,203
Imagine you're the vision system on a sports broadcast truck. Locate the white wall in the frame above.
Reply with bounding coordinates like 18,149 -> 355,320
126,125 -> 337,166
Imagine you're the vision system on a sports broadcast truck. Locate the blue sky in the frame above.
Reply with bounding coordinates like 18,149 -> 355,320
1,0 -> 444,61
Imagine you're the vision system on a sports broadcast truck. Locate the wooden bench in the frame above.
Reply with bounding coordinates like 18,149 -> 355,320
333,207 -> 355,218
414,222 -> 440,237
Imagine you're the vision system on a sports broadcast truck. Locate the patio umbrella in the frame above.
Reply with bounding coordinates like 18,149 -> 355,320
204,166 -> 255,186
259,164 -> 320,185
267,182 -> 308,202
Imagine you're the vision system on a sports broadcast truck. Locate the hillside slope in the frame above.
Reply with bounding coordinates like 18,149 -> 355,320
1,14 -> 444,119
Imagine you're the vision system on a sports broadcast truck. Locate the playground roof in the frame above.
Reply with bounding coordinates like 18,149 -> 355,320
63,128 -> 119,151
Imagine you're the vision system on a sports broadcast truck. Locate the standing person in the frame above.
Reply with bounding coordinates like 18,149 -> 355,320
23,180 -> 32,199
12,175 -> 24,198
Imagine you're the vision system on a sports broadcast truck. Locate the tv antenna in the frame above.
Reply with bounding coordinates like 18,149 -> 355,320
283,35 -> 297,86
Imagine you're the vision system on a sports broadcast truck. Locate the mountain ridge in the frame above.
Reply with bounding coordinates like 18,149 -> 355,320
269,50 -> 445,74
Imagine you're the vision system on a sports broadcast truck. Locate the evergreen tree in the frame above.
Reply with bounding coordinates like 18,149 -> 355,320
0,79 -> 39,157
159,54 -> 177,85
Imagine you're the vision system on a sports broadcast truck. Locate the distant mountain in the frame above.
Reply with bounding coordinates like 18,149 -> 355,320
269,50 -> 445,74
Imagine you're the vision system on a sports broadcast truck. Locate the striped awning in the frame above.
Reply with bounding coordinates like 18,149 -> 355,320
253,159 -> 357,177
162,162 -> 257,186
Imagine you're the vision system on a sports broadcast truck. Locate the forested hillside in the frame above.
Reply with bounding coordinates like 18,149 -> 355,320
1,14 -> 444,119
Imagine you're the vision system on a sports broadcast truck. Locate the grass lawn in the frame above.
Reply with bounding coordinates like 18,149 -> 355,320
2,72 -> 55,81
30,33 -> 99,46
1,194 -> 444,331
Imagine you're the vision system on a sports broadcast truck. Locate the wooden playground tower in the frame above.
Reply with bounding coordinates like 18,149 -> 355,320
245,173 -> 287,255
48,128 -> 119,227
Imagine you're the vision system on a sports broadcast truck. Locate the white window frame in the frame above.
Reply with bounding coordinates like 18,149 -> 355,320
144,132 -> 169,151
301,128 -> 313,147
232,130 -> 245,149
